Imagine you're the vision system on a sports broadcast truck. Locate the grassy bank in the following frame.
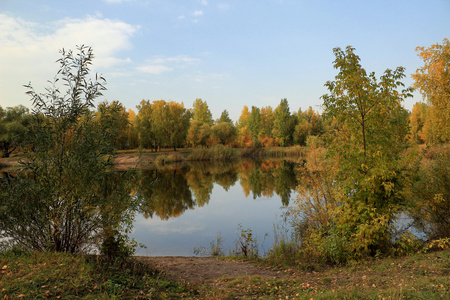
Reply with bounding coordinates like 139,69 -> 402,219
1,249 -> 449,299
0,250 -> 195,299
0,146 -> 305,171
133,145 -> 305,166
203,250 -> 450,299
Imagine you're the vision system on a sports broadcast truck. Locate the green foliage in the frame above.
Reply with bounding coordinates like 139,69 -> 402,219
0,105 -> 32,157
135,99 -> 156,150
285,46 -> 414,265
135,99 -> 191,151
233,224 -> 259,258
0,46 -> 136,256
408,149 -> 450,239
273,98 -> 296,146
248,106 -> 261,140
320,46 -> 413,258
294,107 -> 324,146
187,119 -> 211,148
211,121 -> 237,146
391,231 -> 423,257
192,98 -> 213,126
96,100 -> 131,150
100,230 -> 138,261
218,109 -> 233,124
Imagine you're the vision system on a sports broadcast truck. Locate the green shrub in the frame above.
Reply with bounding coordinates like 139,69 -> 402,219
0,46 -> 136,256
409,150 -> 450,239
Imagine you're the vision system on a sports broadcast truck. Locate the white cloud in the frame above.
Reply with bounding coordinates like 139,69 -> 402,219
193,10 -> 204,16
136,65 -> 173,74
199,0 -> 208,5
0,14 -> 137,107
150,56 -> 200,64
136,55 -> 200,75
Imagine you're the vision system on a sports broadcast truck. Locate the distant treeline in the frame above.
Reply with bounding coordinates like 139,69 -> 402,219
0,96 -> 438,157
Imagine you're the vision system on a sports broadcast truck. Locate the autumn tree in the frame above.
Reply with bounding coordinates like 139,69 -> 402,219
412,38 -> 450,144
260,106 -> 275,147
211,121 -> 237,146
187,120 -> 211,148
218,109 -> 233,124
237,105 -> 250,129
408,102 -> 428,145
168,101 -> 192,150
126,108 -> 139,149
236,106 -> 251,147
273,98 -> 296,146
260,106 -> 274,137
192,98 -> 213,126
135,100 -> 156,150
150,100 -> 171,149
248,106 -> 262,141
294,107 -> 324,146
136,100 -> 191,151
319,46 -> 413,260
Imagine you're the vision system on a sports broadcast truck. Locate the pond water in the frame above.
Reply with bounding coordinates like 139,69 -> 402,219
130,159 -> 300,256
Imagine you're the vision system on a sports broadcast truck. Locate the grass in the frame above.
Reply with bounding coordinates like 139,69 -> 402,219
2,249 -> 449,299
199,250 -> 450,299
0,250 -> 196,299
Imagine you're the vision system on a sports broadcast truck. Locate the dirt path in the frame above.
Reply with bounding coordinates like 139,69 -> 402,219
136,256 -> 287,285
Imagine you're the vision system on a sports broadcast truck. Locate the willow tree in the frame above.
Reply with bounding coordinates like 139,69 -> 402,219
320,46 -> 413,259
0,46 -> 136,255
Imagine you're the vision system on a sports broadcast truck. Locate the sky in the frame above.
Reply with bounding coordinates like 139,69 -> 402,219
0,0 -> 449,121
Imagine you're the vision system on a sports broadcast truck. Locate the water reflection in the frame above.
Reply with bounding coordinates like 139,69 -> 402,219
135,159 -> 299,221
1,159 -> 300,256
130,159 -> 300,256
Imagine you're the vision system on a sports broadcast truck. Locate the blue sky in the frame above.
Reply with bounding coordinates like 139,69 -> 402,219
1,0 -> 449,121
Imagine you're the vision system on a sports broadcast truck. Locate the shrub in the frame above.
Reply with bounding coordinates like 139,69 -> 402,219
409,150 -> 450,240
0,46 -> 136,256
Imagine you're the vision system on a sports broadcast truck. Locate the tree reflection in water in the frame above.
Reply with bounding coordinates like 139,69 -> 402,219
135,159 -> 299,220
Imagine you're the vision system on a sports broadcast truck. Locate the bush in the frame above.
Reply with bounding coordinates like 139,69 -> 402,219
0,46 -> 136,256
409,149 -> 450,240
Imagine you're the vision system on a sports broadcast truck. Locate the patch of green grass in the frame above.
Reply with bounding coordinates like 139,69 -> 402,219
1,249 -> 449,299
0,250 -> 196,299
195,250 -> 450,299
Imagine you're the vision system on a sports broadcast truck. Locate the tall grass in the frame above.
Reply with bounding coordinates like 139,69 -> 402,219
154,152 -> 185,165
187,144 -> 239,161
263,145 -> 304,158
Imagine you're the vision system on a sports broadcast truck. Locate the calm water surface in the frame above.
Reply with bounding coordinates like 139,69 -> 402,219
130,159 -> 299,256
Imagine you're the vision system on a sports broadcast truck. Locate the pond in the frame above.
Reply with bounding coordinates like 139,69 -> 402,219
130,159 -> 300,256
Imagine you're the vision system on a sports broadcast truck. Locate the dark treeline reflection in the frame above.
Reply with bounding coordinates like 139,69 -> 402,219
134,159 -> 299,221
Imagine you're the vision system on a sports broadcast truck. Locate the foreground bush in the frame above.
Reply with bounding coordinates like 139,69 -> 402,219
0,46 -> 136,256
409,148 -> 450,240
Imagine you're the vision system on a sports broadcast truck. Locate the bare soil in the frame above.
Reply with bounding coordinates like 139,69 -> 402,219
136,256 -> 286,285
